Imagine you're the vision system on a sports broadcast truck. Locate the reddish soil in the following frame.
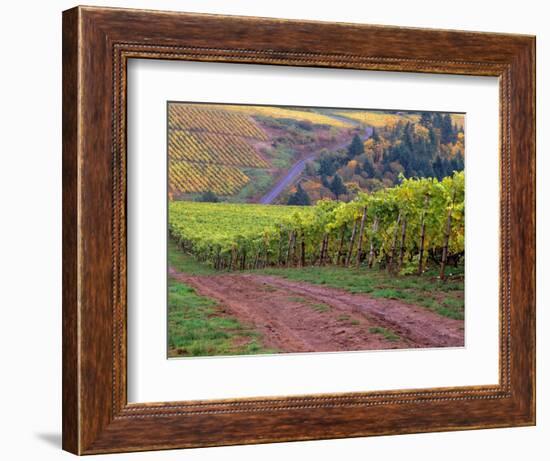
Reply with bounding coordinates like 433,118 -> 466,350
169,267 -> 464,354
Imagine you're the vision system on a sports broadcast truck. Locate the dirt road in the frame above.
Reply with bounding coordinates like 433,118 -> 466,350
258,126 -> 373,204
169,267 -> 464,353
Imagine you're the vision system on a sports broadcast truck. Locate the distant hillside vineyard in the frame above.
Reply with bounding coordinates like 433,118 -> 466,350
168,104 -> 271,196
167,103 -> 465,204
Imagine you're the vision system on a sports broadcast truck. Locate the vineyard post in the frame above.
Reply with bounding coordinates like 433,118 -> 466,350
345,218 -> 358,267
215,246 -> 221,270
367,216 -> 379,268
277,226 -> 284,266
285,230 -> 293,267
207,245 -> 213,265
439,191 -> 456,280
418,195 -> 429,275
397,217 -> 407,272
253,248 -> 260,269
387,212 -> 402,274
263,243 -> 269,268
230,245 -> 237,271
291,231 -> 298,266
240,248 -> 247,271
319,233 -> 328,266
323,234 -> 330,265
300,231 -> 306,267
286,230 -> 297,267
356,205 -> 368,268
335,225 -> 346,265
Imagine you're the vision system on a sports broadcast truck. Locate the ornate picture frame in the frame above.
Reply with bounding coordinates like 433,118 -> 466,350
62,6 -> 535,454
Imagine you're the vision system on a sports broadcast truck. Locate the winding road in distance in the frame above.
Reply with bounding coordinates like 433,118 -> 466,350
259,126 -> 373,205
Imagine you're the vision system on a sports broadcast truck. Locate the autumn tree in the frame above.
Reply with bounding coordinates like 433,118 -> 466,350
330,174 -> 348,200
287,183 -> 311,206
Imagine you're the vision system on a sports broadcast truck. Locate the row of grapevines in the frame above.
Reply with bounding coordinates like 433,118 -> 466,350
335,111 -> 421,127
168,104 -> 269,140
168,130 -> 269,168
209,104 -> 353,128
169,160 -> 250,196
169,172 -> 464,278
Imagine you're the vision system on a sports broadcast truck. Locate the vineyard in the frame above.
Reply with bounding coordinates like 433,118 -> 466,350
169,171 -> 464,278
169,104 -> 269,139
335,111 -> 421,127
168,103 -> 271,196
170,161 -> 250,196
206,104 -> 353,128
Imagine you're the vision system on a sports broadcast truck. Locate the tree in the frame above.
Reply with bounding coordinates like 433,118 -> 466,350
347,134 -> 364,159
363,157 -> 375,177
287,183 -> 311,206
318,150 -> 337,176
441,113 -> 455,144
420,112 -> 432,127
432,156 -> 445,180
196,190 -> 219,202
433,112 -> 444,129
304,161 -> 317,177
371,127 -> 380,142
330,174 -> 348,200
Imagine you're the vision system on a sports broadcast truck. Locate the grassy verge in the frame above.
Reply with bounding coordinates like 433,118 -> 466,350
168,238 -> 464,321
259,265 -> 464,320
369,326 -> 401,342
168,239 -> 276,357
168,238 -> 218,275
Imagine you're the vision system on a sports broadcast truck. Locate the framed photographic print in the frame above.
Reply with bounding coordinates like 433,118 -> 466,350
62,5 -> 535,455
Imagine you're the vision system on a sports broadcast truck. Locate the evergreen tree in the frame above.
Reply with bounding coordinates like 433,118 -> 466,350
371,126 -> 380,142
404,122 -> 415,151
363,157 -> 375,177
427,125 -> 439,158
433,112 -> 444,129
287,183 -> 311,206
420,112 -> 432,127
196,190 -> 219,203
347,134 -> 364,159
441,113 -> 454,144
432,156 -> 445,180
330,174 -> 348,200
454,152 -> 465,171
318,151 -> 337,176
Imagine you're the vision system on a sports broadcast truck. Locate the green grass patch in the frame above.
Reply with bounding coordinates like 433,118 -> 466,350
232,168 -> 275,202
311,303 -> 330,313
336,314 -> 359,325
287,295 -> 330,313
287,296 -> 308,303
369,326 -> 401,342
168,276 -> 276,357
168,239 -> 218,276
260,265 -> 464,320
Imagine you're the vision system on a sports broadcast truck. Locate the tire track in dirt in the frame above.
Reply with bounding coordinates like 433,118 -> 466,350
249,275 -> 464,348
169,267 -> 464,353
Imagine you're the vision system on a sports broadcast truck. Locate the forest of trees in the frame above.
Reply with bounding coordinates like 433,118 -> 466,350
296,112 -> 465,203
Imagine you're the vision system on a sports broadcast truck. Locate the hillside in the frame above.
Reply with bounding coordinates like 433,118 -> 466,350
167,103 -> 465,205
167,103 -> 353,201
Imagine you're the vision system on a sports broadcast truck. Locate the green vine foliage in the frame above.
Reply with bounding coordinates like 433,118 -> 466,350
169,171 -> 464,274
